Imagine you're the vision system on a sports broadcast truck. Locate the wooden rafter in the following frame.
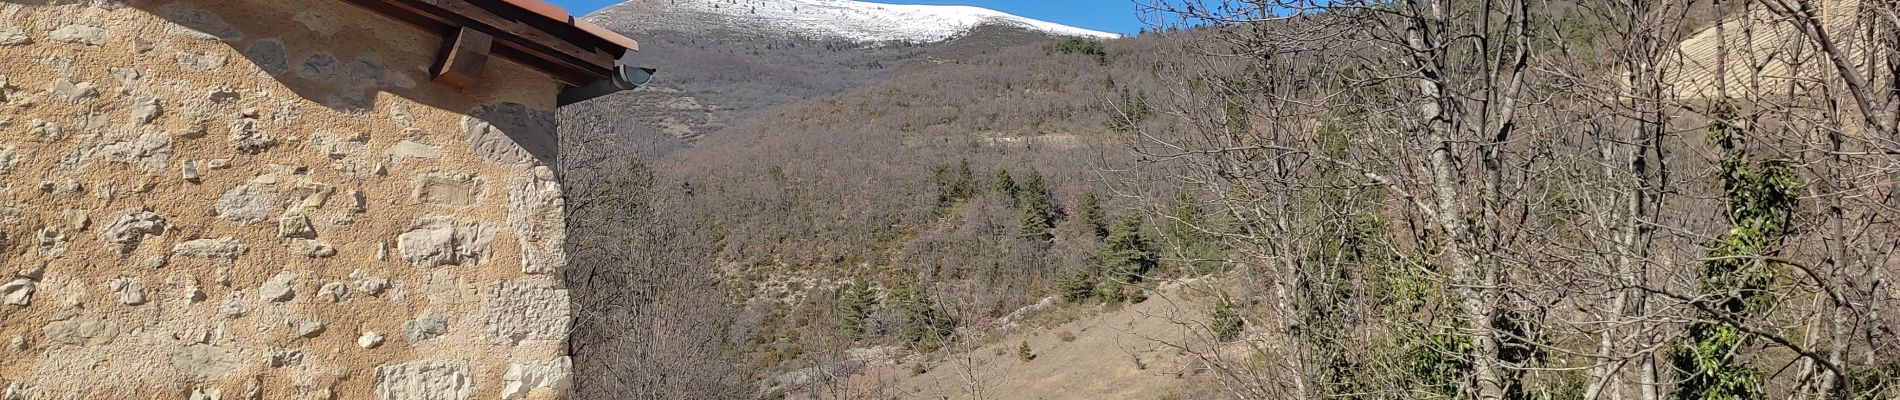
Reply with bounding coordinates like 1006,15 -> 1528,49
432,27 -> 493,87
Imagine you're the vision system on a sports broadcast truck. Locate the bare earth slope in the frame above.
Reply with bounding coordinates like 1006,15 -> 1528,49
833,281 -> 1230,399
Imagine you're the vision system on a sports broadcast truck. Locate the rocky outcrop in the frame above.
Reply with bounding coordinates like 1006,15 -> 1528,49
43,317 -> 120,347
107,276 -> 146,305
98,131 -> 173,172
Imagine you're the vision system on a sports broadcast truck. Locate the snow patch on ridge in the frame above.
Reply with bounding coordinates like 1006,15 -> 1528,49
588,0 -> 1120,43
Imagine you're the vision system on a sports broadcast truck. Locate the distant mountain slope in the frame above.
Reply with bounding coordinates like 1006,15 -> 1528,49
560,0 -> 1093,160
558,4 -> 1162,396
591,0 -> 1119,43
1671,0 -> 1865,98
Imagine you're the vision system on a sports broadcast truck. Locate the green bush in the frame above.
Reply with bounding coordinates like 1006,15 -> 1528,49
1670,100 -> 1798,400
1406,332 -> 1474,398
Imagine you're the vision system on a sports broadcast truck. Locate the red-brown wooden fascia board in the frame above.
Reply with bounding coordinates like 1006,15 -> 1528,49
574,19 -> 637,51
340,0 -> 638,86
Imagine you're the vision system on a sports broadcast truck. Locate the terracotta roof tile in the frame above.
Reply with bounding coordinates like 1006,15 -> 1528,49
496,0 -> 637,53
574,19 -> 637,51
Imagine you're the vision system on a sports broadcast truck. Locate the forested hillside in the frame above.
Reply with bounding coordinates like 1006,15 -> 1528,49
557,0 -> 1900,398
560,23 -> 1204,397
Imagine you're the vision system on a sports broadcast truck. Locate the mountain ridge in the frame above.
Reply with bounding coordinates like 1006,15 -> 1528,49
586,0 -> 1119,43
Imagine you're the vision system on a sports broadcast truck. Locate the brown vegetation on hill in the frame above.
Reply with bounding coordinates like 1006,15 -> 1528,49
1109,0 -> 1899,398
560,0 -> 1900,397
559,22 -> 1201,398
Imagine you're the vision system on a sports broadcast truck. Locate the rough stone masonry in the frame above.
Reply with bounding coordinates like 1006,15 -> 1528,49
0,1 -> 577,398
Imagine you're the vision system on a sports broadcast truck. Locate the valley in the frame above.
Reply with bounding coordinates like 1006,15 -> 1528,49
555,0 -> 1900,399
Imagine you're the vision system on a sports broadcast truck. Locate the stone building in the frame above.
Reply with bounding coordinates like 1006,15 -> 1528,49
0,0 -> 640,398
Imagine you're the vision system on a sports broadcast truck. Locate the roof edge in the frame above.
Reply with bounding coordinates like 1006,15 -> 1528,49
343,0 -> 638,85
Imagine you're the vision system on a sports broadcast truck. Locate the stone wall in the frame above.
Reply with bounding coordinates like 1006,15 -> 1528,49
0,1 -> 574,399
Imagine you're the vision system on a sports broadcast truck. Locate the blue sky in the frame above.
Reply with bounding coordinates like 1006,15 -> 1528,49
552,0 -> 1146,35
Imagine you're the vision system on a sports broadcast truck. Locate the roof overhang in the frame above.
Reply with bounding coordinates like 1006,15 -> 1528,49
340,0 -> 639,87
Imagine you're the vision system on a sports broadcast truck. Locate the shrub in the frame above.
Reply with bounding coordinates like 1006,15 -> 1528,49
1210,300 -> 1244,342
1405,332 -> 1474,398
1017,341 -> 1037,361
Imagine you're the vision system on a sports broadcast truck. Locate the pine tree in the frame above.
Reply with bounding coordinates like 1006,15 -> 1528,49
1020,208 -> 1053,241
930,165 -> 956,208
1108,87 -> 1153,133
1162,192 -> 1224,276
1060,269 -> 1095,303
837,279 -> 875,340
1017,168 -> 1059,239
1019,168 -> 1051,211
955,159 -> 978,198
1079,191 -> 1107,239
1100,214 -> 1159,293
991,169 -> 1019,204
897,284 -> 956,353
931,159 -> 981,208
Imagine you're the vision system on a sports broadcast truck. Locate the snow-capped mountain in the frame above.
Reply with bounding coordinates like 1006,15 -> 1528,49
564,0 -> 1123,157
588,0 -> 1120,43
